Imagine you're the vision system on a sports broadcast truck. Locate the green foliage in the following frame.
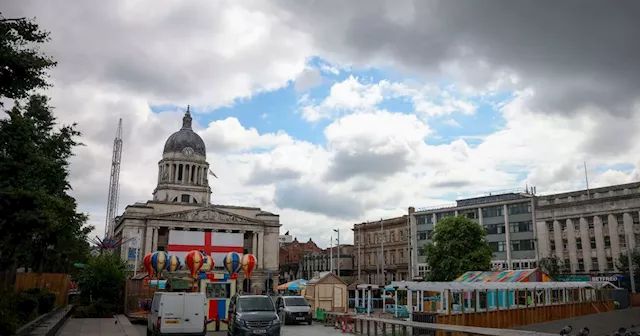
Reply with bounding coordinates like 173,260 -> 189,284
0,95 -> 92,283
0,14 -> 57,102
78,253 -> 126,312
0,288 -> 58,335
539,254 -> 565,280
616,249 -> 640,272
424,216 -> 493,281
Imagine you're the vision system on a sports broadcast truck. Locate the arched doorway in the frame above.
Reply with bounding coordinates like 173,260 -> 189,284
243,278 -> 252,293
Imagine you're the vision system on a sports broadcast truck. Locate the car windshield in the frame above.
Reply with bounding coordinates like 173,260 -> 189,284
284,297 -> 308,306
238,297 -> 275,312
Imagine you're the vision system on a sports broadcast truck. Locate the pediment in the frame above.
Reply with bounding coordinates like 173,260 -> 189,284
150,207 -> 262,224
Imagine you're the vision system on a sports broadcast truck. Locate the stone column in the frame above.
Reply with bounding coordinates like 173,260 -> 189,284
478,207 -> 484,226
566,219 -> 578,272
185,164 -> 190,185
624,212 -> 636,250
144,226 -> 153,255
553,220 -> 562,260
252,232 -> 258,255
258,232 -> 265,269
609,214 -> 621,269
579,217 -> 593,272
152,227 -> 158,252
593,216 -> 606,271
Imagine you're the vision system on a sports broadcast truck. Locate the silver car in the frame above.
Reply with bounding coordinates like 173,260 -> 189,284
275,296 -> 312,325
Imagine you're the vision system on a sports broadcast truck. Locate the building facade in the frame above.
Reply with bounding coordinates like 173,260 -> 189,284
278,238 -> 353,281
352,216 -> 411,285
410,190 -> 537,278
114,109 -> 281,292
535,182 -> 640,274
279,234 -> 293,245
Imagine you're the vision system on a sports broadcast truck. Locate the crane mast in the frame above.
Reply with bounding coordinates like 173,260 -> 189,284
104,118 -> 123,239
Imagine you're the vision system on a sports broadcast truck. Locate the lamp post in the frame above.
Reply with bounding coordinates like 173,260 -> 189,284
334,229 -> 340,277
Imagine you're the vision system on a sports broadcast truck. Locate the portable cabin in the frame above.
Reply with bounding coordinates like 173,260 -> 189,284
305,271 -> 348,317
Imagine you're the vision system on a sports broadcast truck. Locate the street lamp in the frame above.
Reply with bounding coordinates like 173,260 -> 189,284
333,229 -> 340,277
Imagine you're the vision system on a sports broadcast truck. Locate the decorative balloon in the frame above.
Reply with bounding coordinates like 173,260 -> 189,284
151,251 -> 168,278
185,250 -> 204,278
199,250 -> 214,272
143,253 -> 154,278
223,252 -> 242,275
166,255 -> 181,272
241,254 -> 257,279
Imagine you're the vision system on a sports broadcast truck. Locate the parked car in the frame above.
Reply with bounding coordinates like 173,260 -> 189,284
146,292 -> 207,336
275,296 -> 312,325
228,294 -> 281,336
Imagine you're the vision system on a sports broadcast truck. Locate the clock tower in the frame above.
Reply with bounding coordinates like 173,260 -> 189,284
152,106 -> 212,205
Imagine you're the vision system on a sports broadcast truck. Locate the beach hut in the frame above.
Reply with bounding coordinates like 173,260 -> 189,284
304,272 -> 348,317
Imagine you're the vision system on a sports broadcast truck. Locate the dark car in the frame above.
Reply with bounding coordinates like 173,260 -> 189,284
228,295 -> 281,336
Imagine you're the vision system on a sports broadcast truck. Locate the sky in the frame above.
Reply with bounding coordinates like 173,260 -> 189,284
3,0 -> 640,248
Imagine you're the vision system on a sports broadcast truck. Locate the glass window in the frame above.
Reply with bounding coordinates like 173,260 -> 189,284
181,194 -> 190,203
633,212 -> 640,225
417,231 -> 427,240
485,224 -> 505,235
508,203 -> 531,215
284,297 -> 308,307
482,206 -> 503,218
606,257 -> 614,270
577,240 -> 582,250
509,221 -> 533,233
590,237 -> 596,249
620,234 -> 627,248
238,296 -> 275,312
591,258 -> 599,271
577,259 -> 584,271
605,236 -> 611,248
489,241 -> 507,252
206,283 -> 231,299
587,217 -> 594,228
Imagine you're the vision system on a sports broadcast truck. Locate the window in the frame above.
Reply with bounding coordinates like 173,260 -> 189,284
181,194 -> 191,203
426,230 -> 433,239
616,213 -> 624,224
485,224 -> 506,235
560,222 -> 567,230
605,236 -> 611,248
509,221 -> 533,233
399,250 -> 404,262
417,231 -> 428,240
206,283 -> 231,299
577,259 -> 584,271
620,234 -> 627,248
591,258 -> 599,271
417,216 -> 428,225
550,239 -> 556,251
390,231 -> 395,242
587,217 -> 594,228
590,237 -> 596,249
606,257 -> 614,271
482,206 -> 503,218
489,241 -> 507,252
418,248 -> 426,256
574,220 -> 580,230
562,239 -> 568,251
508,203 -> 531,215
461,210 -> 478,219
633,212 -> 640,225
577,240 -> 582,250
547,222 -> 554,232
436,211 -> 455,222
511,239 -> 535,251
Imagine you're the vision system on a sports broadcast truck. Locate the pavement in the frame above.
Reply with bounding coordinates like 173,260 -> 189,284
131,322 -> 344,336
515,308 -> 640,336
57,316 -> 136,336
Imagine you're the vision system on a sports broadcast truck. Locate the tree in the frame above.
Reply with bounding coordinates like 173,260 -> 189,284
616,250 -> 640,272
78,253 -> 127,307
0,95 -> 91,284
0,14 -> 57,103
539,254 -> 565,280
424,216 -> 493,281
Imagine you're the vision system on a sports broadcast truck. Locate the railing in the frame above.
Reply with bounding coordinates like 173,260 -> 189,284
323,313 -> 557,336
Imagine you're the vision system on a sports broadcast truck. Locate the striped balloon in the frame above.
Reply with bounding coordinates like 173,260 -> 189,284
143,253 -> 154,278
241,253 -> 257,279
166,255 -> 181,272
151,251 -> 168,278
223,252 -> 242,275
185,250 -> 204,278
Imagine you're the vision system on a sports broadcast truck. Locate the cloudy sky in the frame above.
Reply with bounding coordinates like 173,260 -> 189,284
4,0 -> 640,248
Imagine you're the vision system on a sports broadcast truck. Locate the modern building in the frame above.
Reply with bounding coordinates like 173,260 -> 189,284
352,216 -> 411,285
535,182 -> 640,275
279,233 -> 293,245
114,109 -> 281,292
409,189 -> 538,278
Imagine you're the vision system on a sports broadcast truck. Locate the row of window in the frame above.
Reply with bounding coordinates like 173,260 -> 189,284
485,221 -> 533,235
489,239 -> 535,253
355,228 -> 408,245
415,203 -> 532,225
362,249 -> 407,265
567,257 -> 615,272
551,233 -> 640,251
547,212 -> 640,232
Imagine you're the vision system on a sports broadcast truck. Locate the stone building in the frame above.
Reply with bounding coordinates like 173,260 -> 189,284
352,216 -> 411,285
279,238 -> 322,281
409,190 -> 537,278
278,238 -> 353,281
535,182 -> 640,275
114,109 -> 281,292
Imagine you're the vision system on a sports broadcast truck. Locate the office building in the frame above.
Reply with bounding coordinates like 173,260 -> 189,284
409,189 -> 537,278
535,181 -> 640,274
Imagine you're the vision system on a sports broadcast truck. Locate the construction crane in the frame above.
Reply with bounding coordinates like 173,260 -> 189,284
104,118 -> 123,240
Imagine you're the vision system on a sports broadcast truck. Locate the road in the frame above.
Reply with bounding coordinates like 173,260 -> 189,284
133,322 -> 345,336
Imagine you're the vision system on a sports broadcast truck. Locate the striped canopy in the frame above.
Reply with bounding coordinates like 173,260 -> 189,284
276,279 -> 308,291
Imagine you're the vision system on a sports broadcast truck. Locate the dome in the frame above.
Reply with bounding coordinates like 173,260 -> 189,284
162,108 -> 206,156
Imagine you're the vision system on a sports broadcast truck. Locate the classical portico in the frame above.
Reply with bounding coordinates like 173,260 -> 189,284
113,108 -> 281,292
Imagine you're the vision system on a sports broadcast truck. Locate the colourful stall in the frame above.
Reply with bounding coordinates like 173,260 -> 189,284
198,272 -> 238,332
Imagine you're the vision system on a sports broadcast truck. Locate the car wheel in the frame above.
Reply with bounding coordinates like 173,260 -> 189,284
308,319 -> 312,325
146,328 -> 152,336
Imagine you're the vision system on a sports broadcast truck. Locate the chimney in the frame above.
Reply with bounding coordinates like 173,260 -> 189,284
408,206 -> 415,214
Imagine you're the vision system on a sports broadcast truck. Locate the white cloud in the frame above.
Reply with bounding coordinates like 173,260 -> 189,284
443,119 -> 462,128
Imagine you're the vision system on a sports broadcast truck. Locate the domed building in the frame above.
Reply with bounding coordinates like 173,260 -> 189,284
114,107 -> 280,294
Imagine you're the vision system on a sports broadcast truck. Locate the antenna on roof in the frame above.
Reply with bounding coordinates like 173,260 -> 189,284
584,162 -> 590,198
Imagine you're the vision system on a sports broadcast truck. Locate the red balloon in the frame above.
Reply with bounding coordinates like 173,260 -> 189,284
185,250 -> 204,278
143,253 -> 154,278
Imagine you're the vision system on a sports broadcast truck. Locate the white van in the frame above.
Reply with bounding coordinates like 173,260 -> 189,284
147,292 -> 207,336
